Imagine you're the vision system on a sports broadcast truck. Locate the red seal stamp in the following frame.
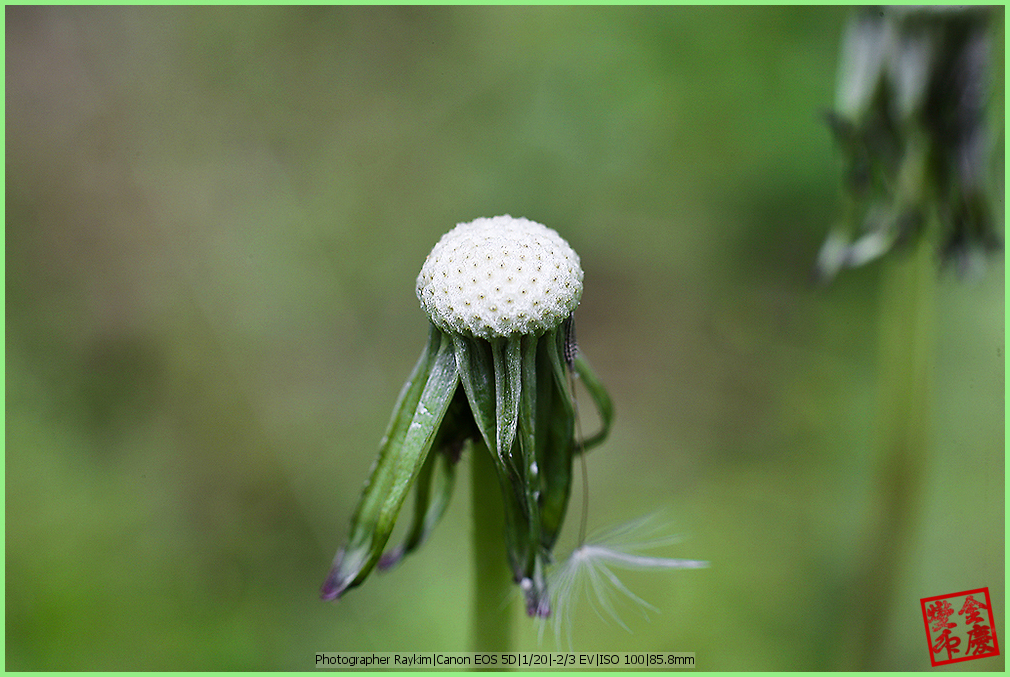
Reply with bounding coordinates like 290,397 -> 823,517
920,587 -> 1000,666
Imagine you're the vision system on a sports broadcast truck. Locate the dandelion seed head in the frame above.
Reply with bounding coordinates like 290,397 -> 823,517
417,216 -> 583,338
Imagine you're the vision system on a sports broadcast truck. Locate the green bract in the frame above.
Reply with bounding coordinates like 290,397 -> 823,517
321,216 -> 613,617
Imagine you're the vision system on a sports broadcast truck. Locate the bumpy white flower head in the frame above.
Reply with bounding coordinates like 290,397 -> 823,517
417,215 -> 584,338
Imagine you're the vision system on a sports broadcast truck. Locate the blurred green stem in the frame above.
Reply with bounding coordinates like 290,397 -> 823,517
470,440 -> 513,656
858,233 -> 935,668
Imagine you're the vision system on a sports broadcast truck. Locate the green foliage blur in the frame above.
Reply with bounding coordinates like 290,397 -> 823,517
6,6 -> 1003,670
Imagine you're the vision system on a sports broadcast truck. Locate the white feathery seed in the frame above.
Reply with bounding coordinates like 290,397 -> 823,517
540,515 -> 709,649
416,215 -> 583,338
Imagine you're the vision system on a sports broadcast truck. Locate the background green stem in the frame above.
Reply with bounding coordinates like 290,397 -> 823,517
857,234 -> 935,669
470,440 -> 513,655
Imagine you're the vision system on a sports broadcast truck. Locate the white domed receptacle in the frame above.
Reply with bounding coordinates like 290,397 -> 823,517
416,215 -> 584,339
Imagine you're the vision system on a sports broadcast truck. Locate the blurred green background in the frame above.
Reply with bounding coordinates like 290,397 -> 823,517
6,6 -> 1004,670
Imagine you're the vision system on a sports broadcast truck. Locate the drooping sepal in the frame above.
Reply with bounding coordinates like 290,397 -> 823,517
491,337 -> 523,472
378,387 -> 476,570
321,327 -> 459,600
452,335 -> 497,460
452,333 -> 538,597
572,353 -> 613,452
519,555 -> 551,618
536,328 -> 576,556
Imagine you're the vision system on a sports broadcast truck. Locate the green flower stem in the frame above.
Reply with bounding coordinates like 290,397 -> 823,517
470,437 -> 514,655
858,233 -> 935,669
